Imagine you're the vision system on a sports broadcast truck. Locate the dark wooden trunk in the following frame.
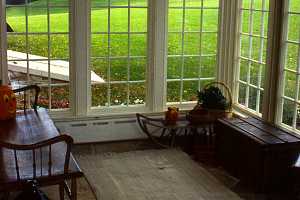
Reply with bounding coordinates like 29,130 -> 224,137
215,117 -> 300,192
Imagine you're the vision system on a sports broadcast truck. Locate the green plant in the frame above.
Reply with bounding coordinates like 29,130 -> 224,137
197,86 -> 230,110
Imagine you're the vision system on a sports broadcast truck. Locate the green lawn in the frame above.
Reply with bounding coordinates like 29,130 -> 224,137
6,0 -> 300,111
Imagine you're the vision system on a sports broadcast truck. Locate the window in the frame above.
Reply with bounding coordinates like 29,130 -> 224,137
167,0 -> 220,104
278,0 -> 300,129
90,0 -> 148,108
237,0 -> 269,114
6,0 -> 70,110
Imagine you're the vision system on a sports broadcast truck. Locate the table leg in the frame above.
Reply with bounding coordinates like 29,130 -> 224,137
71,178 -> 77,200
59,183 -> 64,200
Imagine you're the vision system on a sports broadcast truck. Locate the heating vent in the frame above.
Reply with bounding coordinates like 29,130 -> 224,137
114,120 -> 136,124
92,122 -> 109,126
55,117 -> 146,143
71,123 -> 87,127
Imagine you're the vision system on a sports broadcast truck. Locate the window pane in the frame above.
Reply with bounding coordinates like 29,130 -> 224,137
202,9 -> 219,32
92,84 -> 108,107
131,0 -> 148,6
129,83 -> 145,105
111,83 -> 128,106
6,1 -> 71,111
241,10 -> 250,33
130,8 -> 147,32
111,8 -> 128,32
110,34 -> 128,57
239,59 -> 249,82
91,0 -> 148,108
201,56 -> 216,78
282,100 -> 294,127
110,58 -> 128,81
167,81 -> 181,103
185,9 -> 201,31
182,81 -> 198,102
130,58 -> 146,81
167,57 -> 182,79
91,34 -> 109,57
238,83 -> 247,106
237,0 -> 269,114
184,33 -> 200,55
168,9 -> 183,32
168,33 -> 182,55
130,34 -> 147,56
169,0 -> 183,7
287,14 -> 300,42
183,57 -> 200,78
167,0 -> 219,104
284,71 -> 297,99
289,0 -> 300,13
278,1 -> 300,130
91,9 -> 108,33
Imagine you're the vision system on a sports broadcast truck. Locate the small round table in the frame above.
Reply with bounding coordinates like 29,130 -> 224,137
136,113 -> 214,148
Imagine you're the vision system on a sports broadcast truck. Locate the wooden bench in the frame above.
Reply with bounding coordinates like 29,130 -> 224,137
215,116 -> 300,192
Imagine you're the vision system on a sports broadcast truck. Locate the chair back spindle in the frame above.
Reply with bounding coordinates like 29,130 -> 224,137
0,135 -> 73,181
13,85 -> 40,112
14,149 -> 20,180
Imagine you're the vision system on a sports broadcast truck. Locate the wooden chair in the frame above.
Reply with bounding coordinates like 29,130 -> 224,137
13,85 -> 40,111
0,134 -> 74,200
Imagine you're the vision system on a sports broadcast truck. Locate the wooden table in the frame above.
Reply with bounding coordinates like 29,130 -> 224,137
0,109 -> 83,199
136,113 -> 214,149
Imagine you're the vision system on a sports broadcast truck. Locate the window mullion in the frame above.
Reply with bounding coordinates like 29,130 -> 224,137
198,0 -> 204,90
47,0 -> 52,110
71,0 -> 90,116
255,0 -> 266,112
0,0 -> 8,84
148,0 -> 168,112
245,0 -> 254,108
291,16 -> 300,128
180,0 -> 186,104
107,0 -> 111,107
127,0 -> 131,106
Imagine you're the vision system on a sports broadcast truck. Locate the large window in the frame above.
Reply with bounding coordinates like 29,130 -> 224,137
6,0 -> 70,110
167,0 -> 220,104
237,0 -> 269,114
278,0 -> 300,129
90,0 -> 148,108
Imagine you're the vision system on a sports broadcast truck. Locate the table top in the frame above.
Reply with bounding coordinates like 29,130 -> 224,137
0,109 -> 82,189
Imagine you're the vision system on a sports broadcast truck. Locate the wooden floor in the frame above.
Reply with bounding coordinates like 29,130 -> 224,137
3,141 -> 294,200
73,148 -> 241,200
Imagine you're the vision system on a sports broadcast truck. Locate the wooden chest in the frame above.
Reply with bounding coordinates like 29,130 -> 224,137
215,116 -> 300,192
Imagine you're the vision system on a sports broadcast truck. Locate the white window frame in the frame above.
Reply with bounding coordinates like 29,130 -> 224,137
0,0 -> 224,119
166,0 -> 221,106
275,0 -> 300,132
3,0 -> 73,117
88,0 -> 151,115
234,0 -> 270,117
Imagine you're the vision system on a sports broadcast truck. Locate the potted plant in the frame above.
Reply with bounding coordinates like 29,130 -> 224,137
188,82 -> 232,123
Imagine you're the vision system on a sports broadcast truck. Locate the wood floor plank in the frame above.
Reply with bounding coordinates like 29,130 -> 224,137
75,149 -> 242,200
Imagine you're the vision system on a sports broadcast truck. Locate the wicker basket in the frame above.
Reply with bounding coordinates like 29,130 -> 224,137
188,81 -> 233,123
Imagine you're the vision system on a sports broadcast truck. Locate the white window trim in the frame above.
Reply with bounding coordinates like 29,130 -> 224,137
71,0 -> 90,117
0,0 -> 8,84
0,0 -> 227,120
275,0 -> 300,131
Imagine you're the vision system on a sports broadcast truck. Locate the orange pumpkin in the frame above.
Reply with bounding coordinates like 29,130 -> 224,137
165,107 -> 179,125
0,85 -> 16,120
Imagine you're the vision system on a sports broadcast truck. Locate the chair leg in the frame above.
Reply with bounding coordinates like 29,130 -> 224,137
71,178 -> 77,200
59,183 -> 65,200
